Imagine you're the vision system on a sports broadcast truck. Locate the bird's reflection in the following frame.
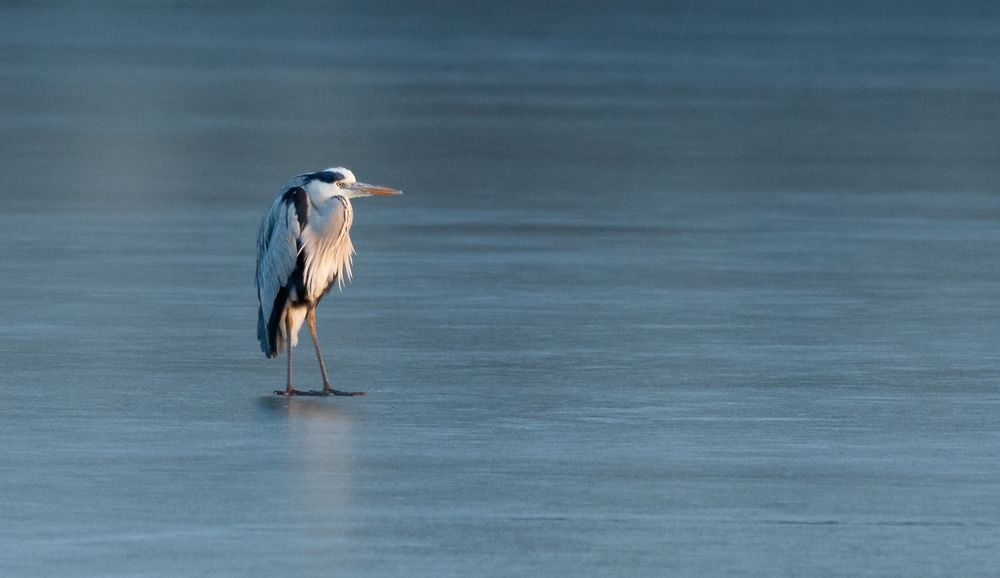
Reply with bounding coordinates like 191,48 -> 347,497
255,395 -> 356,560
257,395 -> 354,420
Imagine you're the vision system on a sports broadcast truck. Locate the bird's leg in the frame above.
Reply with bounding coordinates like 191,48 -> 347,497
307,307 -> 365,396
272,312 -> 322,396
275,312 -> 298,396
272,309 -> 330,397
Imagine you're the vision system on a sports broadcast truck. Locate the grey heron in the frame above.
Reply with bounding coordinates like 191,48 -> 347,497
256,167 -> 401,396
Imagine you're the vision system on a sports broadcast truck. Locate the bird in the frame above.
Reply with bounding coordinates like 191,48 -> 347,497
256,167 -> 401,396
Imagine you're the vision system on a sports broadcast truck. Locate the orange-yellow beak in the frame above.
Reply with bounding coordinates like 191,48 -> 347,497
345,182 -> 402,196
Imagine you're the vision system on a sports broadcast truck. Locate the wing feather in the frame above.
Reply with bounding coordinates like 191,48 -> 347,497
256,187 -> 307,357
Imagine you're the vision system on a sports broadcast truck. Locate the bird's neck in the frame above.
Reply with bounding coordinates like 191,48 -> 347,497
315,194 -> 351,214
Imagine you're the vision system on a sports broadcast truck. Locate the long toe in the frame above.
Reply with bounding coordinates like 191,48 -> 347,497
323,387 -> 366,396
274,388 -> 328,397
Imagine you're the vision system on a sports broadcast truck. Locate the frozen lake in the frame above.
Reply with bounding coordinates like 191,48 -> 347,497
3,1 -> 1000,576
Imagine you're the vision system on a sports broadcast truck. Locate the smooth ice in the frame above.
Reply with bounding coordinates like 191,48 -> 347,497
3,2 -> 1000,576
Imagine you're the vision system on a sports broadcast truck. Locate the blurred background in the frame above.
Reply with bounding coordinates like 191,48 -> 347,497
5,0 -> 1000,211
3,1 -> 1000,576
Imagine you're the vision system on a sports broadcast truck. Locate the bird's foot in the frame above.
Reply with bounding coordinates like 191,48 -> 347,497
322,386 -> 366,397
273,387 -> 365,397
273,388 -> 327,397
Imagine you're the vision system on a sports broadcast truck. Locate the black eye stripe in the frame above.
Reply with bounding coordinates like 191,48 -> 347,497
303,171 -> 345,184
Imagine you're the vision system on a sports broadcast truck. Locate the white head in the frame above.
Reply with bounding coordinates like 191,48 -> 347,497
299,167 -> 401,206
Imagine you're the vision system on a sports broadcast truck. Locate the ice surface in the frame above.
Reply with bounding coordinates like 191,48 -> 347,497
3,1 -> 1000,576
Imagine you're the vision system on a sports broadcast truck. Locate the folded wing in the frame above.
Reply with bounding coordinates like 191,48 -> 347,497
256,187 -> 308,357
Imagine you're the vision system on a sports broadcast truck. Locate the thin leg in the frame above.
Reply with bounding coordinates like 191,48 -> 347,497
275,312 -> 298,396
307,307 -> 365,396
274,311 -> 325,396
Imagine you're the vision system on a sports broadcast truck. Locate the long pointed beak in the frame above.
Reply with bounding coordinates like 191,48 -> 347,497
345,182 -> 402,196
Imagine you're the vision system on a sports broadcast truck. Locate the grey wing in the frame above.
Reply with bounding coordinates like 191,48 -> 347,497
256,187 -> 308,357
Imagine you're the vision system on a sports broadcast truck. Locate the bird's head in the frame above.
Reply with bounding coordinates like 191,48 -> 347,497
301,167 -> 402,205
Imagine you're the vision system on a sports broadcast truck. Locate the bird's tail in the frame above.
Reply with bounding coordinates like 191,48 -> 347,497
258,303 -> 304,358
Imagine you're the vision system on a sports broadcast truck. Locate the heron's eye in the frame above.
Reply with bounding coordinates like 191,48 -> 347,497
335,181 -> 344,187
